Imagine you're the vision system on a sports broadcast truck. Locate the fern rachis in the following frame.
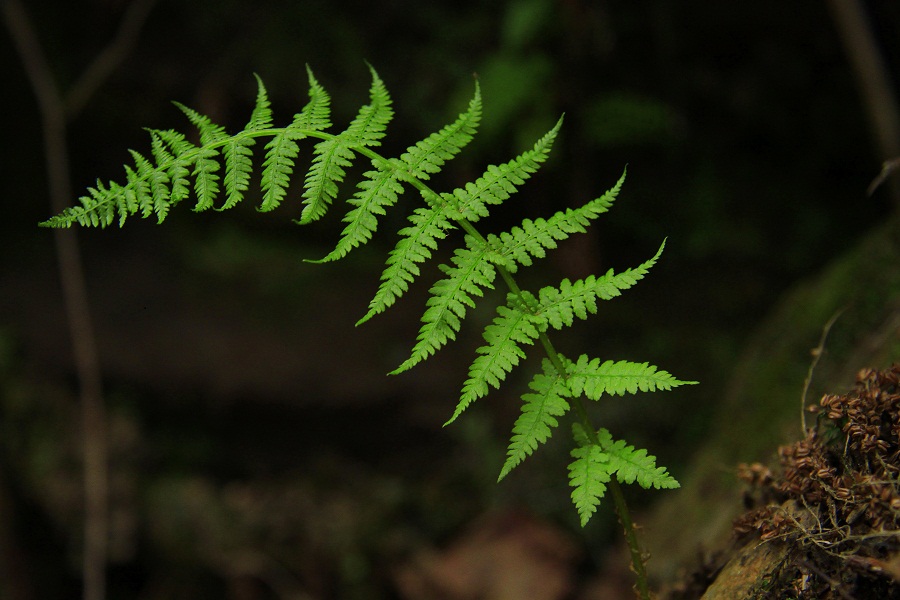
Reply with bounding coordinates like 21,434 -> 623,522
43,66 -> 697,596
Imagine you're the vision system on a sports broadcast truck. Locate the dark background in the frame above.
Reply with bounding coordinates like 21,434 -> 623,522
1,1 -> 898,598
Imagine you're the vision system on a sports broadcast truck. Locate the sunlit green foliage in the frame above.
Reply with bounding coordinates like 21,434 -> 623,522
42,66 -> 696,526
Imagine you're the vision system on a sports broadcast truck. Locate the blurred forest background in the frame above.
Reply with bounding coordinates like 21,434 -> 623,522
1,0 -> 898,598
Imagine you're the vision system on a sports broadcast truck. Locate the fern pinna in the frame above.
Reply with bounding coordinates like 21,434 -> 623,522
43,65 -> 696,529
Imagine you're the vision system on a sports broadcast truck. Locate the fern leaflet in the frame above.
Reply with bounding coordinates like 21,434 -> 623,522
565,356 -> 696,399
123,150 -> 154,220
498,359 -> 570,480
449,292 -> 545,425
150,129 -> 193,212
172,101 -> 229,212
535,240 -> 665,329
218,75 -> 273,211
447,117 -> 562,222
246,74 -> 274,130
568,438 -> 613,527
299,66 -> 393,224
391,234 -> 497,374
356,202 -> 455,324
397,84 -> 481,180
595,428 -> 679,490
291,66 -> 332,132
260,68 -> 332,212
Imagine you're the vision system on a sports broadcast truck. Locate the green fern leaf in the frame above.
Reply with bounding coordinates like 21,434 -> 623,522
74,181 -> 111,227
246,74 -> 274,131
357,198 -> 455,323
595,428 -> 679,490
173,102 -> 228,146
449,294 -> 545,425
259,68 -> 332,212
218,76 -> 273,212
221,136 -> 255,211
116,169 -> 141,226
536,240 -> 665,329
356,100 -> 548,320
497,359 -> 570,480
568,441 -> 612,527
314,162 -> 408,264
328,86 -> 481,280
446,117 -> 562,222
291,66 -> 332,131
140,148 -> 172,221
565,356 -> 696,399
150,129 -> 193,215
344,64 -> 393,147
391,234 -> 497,374
487,171 -> 625,272
299,66 -> 394,225
125,150 -> 157,222
172,102 -> 228,212
260,129 -> 301,212
300,136 -> 355,222
397,83 -> 481,180
191,145 -> 222,212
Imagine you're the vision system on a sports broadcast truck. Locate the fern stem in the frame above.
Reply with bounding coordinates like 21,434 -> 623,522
491,244 -> 653,599
417,161 -> 655,596
608,478 -> 651,600
570,396 -> 651,600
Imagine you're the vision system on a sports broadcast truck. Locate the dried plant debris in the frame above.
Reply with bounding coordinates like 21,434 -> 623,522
733,364 -> 900,599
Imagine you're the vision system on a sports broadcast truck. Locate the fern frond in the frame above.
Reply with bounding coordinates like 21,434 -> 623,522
396,83 -> 481,179
260,129 -> 301,212
299,67 -> 393,224
150,129 -> 193,211
354,106 -> 552,318
446,118 -> 562,222
535,240 -> 665,329
191,145 -> 222,212
247,74 -> 274,131
316,81 -> 478,250
568,439 -> 612,527
124,150 -> 158,221
565,355 -> 697,399
487,171 -> 625,272
222,135 -> 255,211
391,234 -> 497,374
291,66 -> 332,131
173,101 -> 229,146
142,150 -> 172,220
172,102 -> 231,213
356,200 -> 455,323
595,428 -> 679,490
259,67 -> 332,212
300,136 -> 355,222
345,64 -> 393,147
217,75 -> 274,212
497,359 -> 570,480
449,293 -> 545,425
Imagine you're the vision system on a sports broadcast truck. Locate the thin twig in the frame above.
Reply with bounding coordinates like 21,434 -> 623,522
65,0 -> 160,118
2,1 -> 157,599
826,0 -> 900,210
800,308 -> 846,434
